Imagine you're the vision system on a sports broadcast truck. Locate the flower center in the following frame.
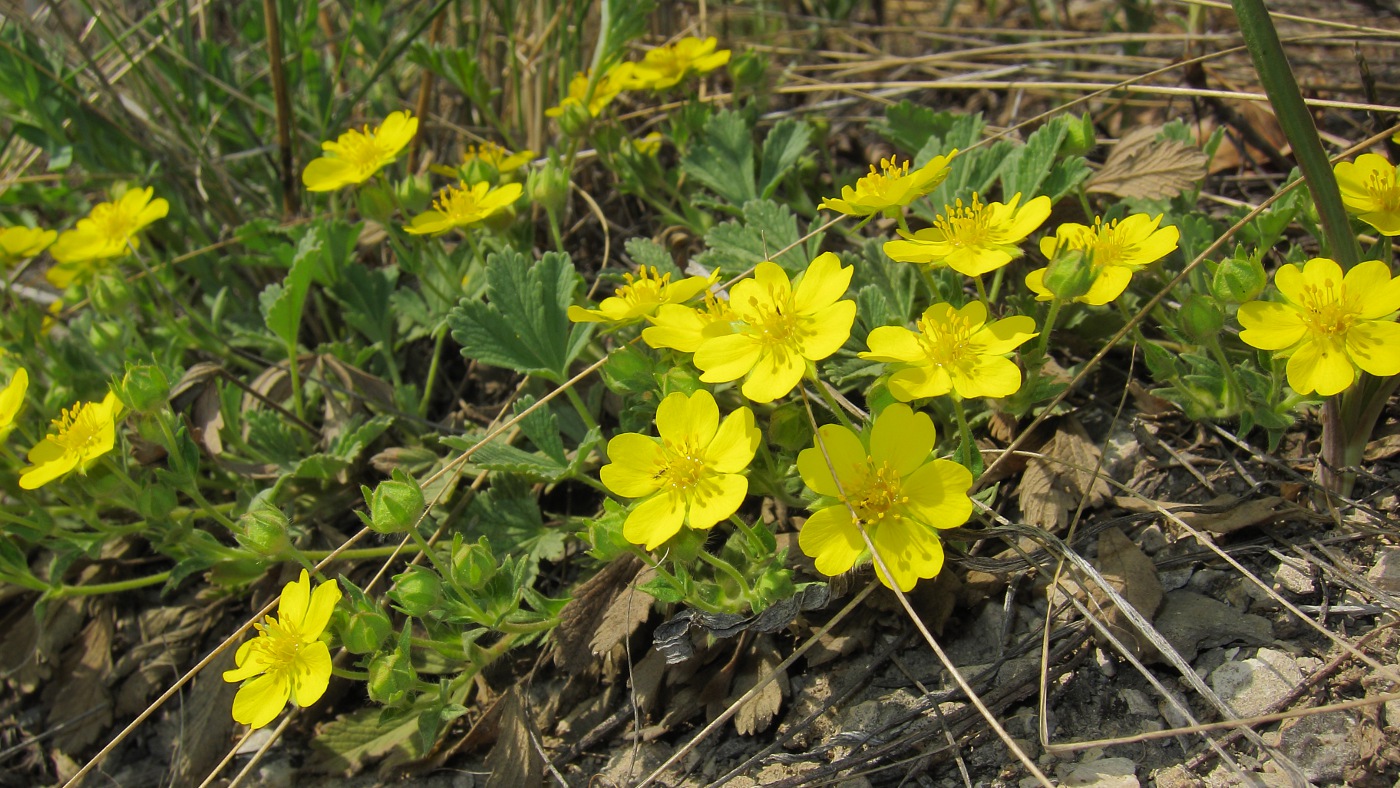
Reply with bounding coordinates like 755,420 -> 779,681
89,203 -> 139,245
933,194 -> 991,248
659,444 -> 706,491
916,310 -> 977,368
253,615 -> 304,672
51,402 -> 107,454
617,267 -> 671,308
847,459 -> 908,524
1366,169 -> 1400,212
1089,218 -> 1130,268
1296,281 -> 1359,336
434,186 -> 487,223
339,127 -> 389,176
744,286 -> 799,350
861,158 -> 911,197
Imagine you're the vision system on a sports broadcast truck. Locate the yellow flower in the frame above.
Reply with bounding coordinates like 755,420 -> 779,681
1238,257 -> 1400,396
694,253 -> 856,403
642,291 -> 735,353
797,404 -> 973,591
632,36 -> 731,90
302,111 -> 418,192
1025,214 -> 1179,305
0,367 -> 28,437
0,226 -> 56,267
431,142 -> 535,181
568,267 -> 717,325
1335,153 -> 1400,236
546,63 -> 640,119
403,181 -> 522,236
223,570 -> 341,729
884,193 -> 1051,277
48,188 -> 169,288
819,152 -> 957,219
861,301 -> 1037,401
19,391 -> 122,489
600,389 -> 760,550
631,132 -> 664,157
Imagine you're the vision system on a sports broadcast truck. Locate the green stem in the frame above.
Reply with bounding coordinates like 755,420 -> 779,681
301,545 -> 420,561
987,266 -> 1005,303
154,412 -> 239,532
809,371 -> 857,432
1230,0 -> 1360,268
563,384 -> 600,434
285,342 -> 307,422
696,549 -> 754,605
917,264 -> 942,304
49,569 -> 170,598
1034,297 -> 1063,362
331,667 -> 370,681
974,275 -> 990,309
418,324 -> 450,418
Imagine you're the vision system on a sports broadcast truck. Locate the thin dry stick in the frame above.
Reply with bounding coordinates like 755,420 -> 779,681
407,10 -> 447,173
226,711 -> 295,788
632,581 -> 879,788
262,0 -> 297,218
193,727 -> 255,788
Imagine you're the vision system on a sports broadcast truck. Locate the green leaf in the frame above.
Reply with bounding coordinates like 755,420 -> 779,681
624,237 -> 680,277
513,395 -> 566,465
310,702 -> 426,774
465,475 -> 567,577
758,118 -> 812,198
1000,116 -> 1069,200
447,250 -> 590,382
681,109 -> 756,206
260,227 -> 322,348
875,101 -> 945,156
1040,157 -> 1092,203
449,437 -> 569,482
333,263 -> 398,347
695,199 -> 807,275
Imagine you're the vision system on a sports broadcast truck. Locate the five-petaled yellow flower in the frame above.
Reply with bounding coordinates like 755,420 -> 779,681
0,367 -> 28,438
884,193 -> 1051,277
642,291 -> 735,353
861,301 -> 1038,401
546,63 -> 640,118
1238,257 -> 1400,396
1025,214 -> 1179,305
693,253 -> 856,403
19,391 -> 122,489
600,389 -> 760,550
1334,153 -> 1400,236
302,111 -> 418,192
404,181 -> 523,236
0,226 -> 57,267
819,152 -> 957,219
223,570 -> 341,729
48,188 -> 169,288
797,404 -> 973,591
431,142 -> 534,181
568,267 -> 717,325
632,36 -> 731,90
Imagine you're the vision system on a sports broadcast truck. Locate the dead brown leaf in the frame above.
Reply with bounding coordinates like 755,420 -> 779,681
1087,126 -> 1208,200
551,554 -> 644,673
1113,494 -> 1292,535
44,605 -> 113,754
1093,527 -> 1164,657
1018,417 -> 1112,531
727,637 -> 788,736
484,688 -> 544,788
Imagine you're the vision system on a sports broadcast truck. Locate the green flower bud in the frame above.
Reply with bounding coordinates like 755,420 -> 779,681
341,607 -> 392,655
367,646 -> 416,705
396,172 -> 433,214
729,50 -> 768,92
87,320 -> 126,355
451,538 -> 496,591
1179,292 -> 1225,343
1042,249 -> 1095,301
1061,113 -> 1097,157
553,101 -> 593,138
528,160 -> 571,215
117,364 -> 171,414
1210,251 -> 1268,304
357,182 -> 397,224
390,566 -> 442,618
361,469 -> 424,535
768,401 -> 813,452
236,498 -> 291,558
754,566 -> 796,607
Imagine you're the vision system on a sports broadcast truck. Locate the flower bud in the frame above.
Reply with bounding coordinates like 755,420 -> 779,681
367,646 -> 416,705
1061,113 -> 1097,157
1210,251 -> 1268,304
553,101 -> 593,138
529,160 -> 571,216
729,50 -> 768,93
117,364 -> 170,415
396,172 -> 434,214
236,498 -> 291,558
356,182 -> 397,224
361,469 -> 424,535
1179,292 -> 1225,343
389,566 -> 442,618
341,607 -> 392,654
768,402 -> 813,452
451,538 -> 496,591
1041,249 -> 1095,301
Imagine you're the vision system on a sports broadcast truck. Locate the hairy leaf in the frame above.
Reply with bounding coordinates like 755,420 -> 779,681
1087,126 -> 1208,200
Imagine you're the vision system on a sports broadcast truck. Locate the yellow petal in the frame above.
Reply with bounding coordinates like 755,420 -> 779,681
791,252 -> 851,315
869,521 -> 944,591
902,460 -> 974,528
685,473 -> 748,530
971,315 -> 1037,355
1080,265 -> 1133,305
231,671 -> 291,729
951,354 -> 1023,399
740,347 -> 803,403
302,157 -> 358,191
798,300 -> 857,361
1345,260 -> 1400,319
695,334 -> 761,384
623,492 -> 686,550
797,424 -> 864,497
1237,302 -> 1307,350
278,570 -> 312,627
600,433 -> 666,498
861,325 -> 923,363
1287,337 -> 1353,396
798,505 -> 863,578
290,641 -> 333,707
705,408 -> 760,474
1346,320 -> 1400,377
869,404 -> 935,478
302,578 -> 341,639
656,389 -> 718,448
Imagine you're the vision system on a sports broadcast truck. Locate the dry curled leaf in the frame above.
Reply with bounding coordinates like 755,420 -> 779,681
727,637 -> 788,736
1114,493 -> 1291,534
484,689 -> 545,788
1087,126 -> 1208,200
550,554 -> 645,674
1017,417 -> 1111,531
1093,526 -> 1164,657
44,606 -> 114,754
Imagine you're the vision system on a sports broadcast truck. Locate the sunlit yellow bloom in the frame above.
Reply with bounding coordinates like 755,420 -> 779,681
797,404 -> 973,591
431,142 -> 535,181
1238,257 -> 1400,396
600,389 -> 760,550
568,267 -> 717,325
223,570 -> 341,729
884,193 -> 1051,277
694,253 -> 856,403
403,181 -> 522,236
861,301 -> 1037,401
302,111 -> 418,192
1335,153 -> 1400,236
19,391 -> 122,489
631,132 -> 664,157
0,226 -> 56,267
546,63 -> 640,118
0,367 -> 28,438
642,291 -> 736,352
1025,214 -> 1179,305
632,36 -> 731,90
48,188 -> 169,288
819,152 -> 957,219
